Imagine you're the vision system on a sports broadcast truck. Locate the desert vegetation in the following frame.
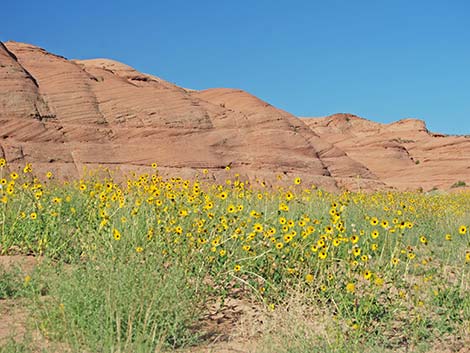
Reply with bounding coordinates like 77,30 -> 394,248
0,159 -> 469,353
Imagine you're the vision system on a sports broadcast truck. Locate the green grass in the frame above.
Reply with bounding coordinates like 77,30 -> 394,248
451,180 -> 467,188
0,340 -> 34,353
25,254 -> 208,352
0,265 -> 24,299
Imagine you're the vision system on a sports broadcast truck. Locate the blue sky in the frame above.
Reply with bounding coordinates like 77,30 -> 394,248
2,0 -> 470,134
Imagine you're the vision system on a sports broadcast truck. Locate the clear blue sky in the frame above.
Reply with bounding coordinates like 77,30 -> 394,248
2,0 -> 470,134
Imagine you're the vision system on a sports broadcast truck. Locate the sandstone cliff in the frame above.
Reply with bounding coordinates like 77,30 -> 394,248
1,41 -> 468,191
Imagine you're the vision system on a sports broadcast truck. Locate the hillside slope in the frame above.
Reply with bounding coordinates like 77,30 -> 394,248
302,114 -> 470,190
0,41 -> 382,190
1,41 -> 468,190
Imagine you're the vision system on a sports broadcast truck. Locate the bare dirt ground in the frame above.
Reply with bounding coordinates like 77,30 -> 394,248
0,255 -> 39,273
0,298 -> 28,344
181,296 -> 263,353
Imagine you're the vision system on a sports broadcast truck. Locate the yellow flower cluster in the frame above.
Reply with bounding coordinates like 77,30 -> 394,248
0,160 -> 469,300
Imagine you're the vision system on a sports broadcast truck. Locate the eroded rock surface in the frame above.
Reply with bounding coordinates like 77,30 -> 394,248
1,41 -> 467,191
302,114 -> 470,190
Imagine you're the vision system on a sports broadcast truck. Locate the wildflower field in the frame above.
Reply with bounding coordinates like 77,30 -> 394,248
0,159 -> 469,353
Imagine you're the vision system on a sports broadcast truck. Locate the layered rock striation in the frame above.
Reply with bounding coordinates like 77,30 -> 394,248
1,41 -> 468,190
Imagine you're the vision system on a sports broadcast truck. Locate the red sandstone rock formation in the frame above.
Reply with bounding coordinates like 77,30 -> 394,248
1,41 -> 468,191
301,114 -> 470,190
